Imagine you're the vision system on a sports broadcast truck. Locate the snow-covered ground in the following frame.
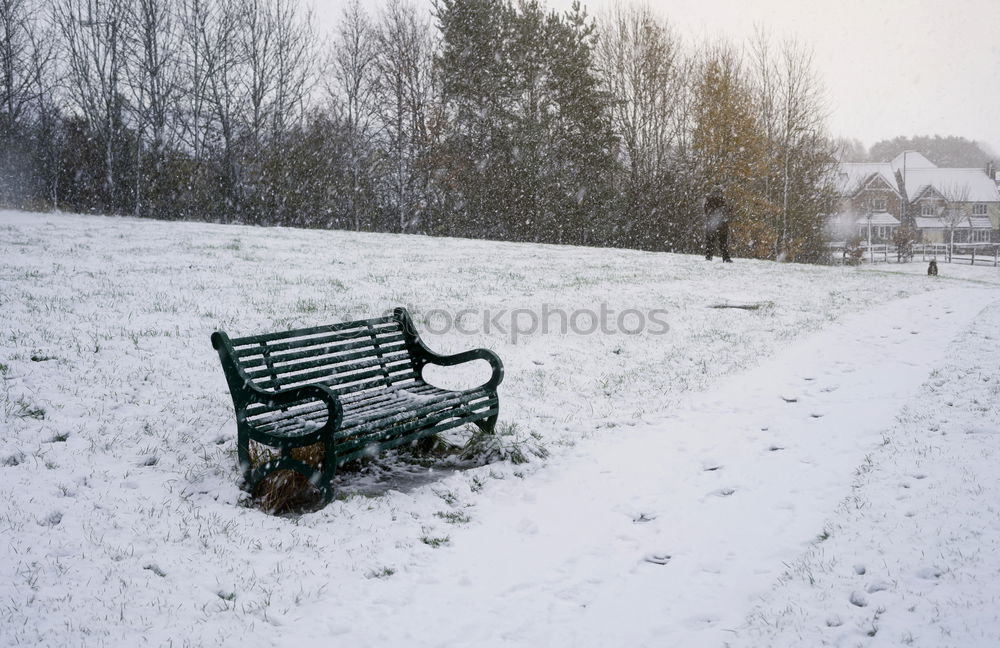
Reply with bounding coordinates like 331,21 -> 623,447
1,210 -> 998,647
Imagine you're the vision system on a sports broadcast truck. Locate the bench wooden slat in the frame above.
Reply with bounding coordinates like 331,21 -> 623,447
229,316 -> 396,347
241,341 -> 410,377
338,402 -> 498,454
339,390 -> 493,434
232,322 -> 402,357
336,410 -> 499,465
246,383 -> 454,434
336,403 -> 499,458
253,360 -> 415,391
251,389 -> 493,439
233,331 -> 407,367
246,352 -> 413,386
341,390 -> 489,430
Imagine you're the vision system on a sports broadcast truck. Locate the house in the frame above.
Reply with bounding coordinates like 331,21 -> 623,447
829,161 -> 904,243
828,151 -> 1000,245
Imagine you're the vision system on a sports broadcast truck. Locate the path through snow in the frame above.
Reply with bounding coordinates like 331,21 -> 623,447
739,302 -> 1000,647
285,288 -> 997,647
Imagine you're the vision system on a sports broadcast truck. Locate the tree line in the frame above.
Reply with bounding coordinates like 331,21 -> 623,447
837,134 -> 996,169
0,0 -> 837,261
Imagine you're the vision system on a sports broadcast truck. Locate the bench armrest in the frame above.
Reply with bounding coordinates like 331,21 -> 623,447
249,383 -> 344,420
213,331 -> 344,434
241,383 -> 345,446
393,307 -> 505,391
420,347 -> 505,391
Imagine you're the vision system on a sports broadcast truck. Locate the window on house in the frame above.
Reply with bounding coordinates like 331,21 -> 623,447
973,203 -> 987,215
921,203 -> 935,216
974,229 -> 990,243
872,199 -> 887,212
870,225 -> 893,240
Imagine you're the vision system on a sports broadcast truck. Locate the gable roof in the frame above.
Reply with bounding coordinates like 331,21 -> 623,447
905,168 -> 1000,203
890,151 -> 936,174
837,163 -> 899,196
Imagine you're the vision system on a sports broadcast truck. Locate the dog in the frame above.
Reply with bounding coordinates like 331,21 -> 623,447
927,259 -> 938,276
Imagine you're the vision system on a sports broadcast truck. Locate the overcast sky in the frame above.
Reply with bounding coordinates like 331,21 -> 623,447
311,0 -> 1000,157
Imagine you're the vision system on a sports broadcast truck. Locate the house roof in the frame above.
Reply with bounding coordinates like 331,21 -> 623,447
890,151 -> 936,174
915,216 -> 946,230
837,163 -> 899,196
836,159 -> 1000,205
905,168 -> 1000,203
854,213 -> 900,227
914,215 -> 993,230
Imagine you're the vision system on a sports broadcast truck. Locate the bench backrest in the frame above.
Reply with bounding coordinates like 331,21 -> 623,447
215,314 -> 421,406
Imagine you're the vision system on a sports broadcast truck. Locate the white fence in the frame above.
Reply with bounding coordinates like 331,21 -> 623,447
829,242 -> 1000,267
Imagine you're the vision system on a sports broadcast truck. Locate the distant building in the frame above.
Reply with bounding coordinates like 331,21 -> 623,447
827,151 -> 1000,245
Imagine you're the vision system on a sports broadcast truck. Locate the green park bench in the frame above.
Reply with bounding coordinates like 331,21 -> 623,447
211,307 -> 503,503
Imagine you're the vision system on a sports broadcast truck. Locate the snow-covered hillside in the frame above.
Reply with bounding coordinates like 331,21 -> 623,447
1,211 -> 998,647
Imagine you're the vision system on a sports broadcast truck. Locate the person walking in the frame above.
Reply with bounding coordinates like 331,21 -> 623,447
704,184 -> 732,262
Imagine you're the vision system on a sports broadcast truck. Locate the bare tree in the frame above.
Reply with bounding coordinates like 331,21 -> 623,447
596,4 -> 683,183
328,0 -> 379,231
747,29 -> 832,260
125,0 -> 181,215
176,0 -> 246,216
939,183 -> 972,260
595,3 -> 693,248
776,38 -> 828,257
374,0 -> 434,232
0,0 -> 51,137
55,0 -> 131,212
245,0 -> 318,223
177,0 -> 211,162
269,0 -> 317,139
0,0 -> 56,205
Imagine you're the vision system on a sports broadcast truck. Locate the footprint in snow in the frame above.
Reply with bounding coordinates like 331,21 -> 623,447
866,579 -> 892,593
682,615 -> 719,629
913,473 -> 928,480
853,564 -> 866,575
767,445 -> 784,452
38,511 -> 62,527
710,487 -> 736,498
916,566 -> 943,580
820,385 -> 840,393
849,591 -> 868,607
809,413 -> 825,419
702,463 -> 723,472
781,395 -> 799,403
643,553 -> 672,565
633,513 -> 657,524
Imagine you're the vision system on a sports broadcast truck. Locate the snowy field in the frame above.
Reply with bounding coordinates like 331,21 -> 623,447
1,210 -> 999,647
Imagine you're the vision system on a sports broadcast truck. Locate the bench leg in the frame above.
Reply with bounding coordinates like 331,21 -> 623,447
317,438 -> 338,504
237,428 -> 253,486
244,444 -> 337,507
474,413 -> 498,434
